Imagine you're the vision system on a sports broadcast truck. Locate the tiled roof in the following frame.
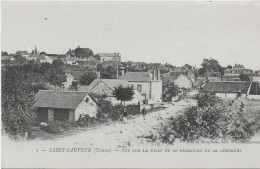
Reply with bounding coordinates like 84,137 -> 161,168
118,72 -> 153,82
78,85 -> 91,92
201,81 -> 251,93
33,90 -> 87,109
89,79 -> 131,96
64,70 -> 88,80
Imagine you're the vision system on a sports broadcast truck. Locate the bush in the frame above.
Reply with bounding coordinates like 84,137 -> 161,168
2,107 -> 36,138
76,114 -> 98,127
126,105 -> 140,115
156,96 -> 260,144
40,121 -> 77,134
198,93 -> 219,108
159,106 -> 223,143
40,121 -> 63,134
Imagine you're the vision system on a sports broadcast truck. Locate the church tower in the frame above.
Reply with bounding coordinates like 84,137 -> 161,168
35,45 -> 38,54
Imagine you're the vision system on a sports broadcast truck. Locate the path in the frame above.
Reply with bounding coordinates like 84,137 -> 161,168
2,99 -> 196,167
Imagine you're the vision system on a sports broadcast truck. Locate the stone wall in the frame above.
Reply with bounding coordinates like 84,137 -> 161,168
69,109 -> 75,121
47,108 -> 54,121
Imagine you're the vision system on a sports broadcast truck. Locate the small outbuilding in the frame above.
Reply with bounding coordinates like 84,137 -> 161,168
201,81 -> 252,98
33,90 -> 97,123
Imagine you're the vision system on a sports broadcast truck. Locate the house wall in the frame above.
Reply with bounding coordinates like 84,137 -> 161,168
40,59 -> 53,64
69,110 -> 75,121
252,76 -> 260,82
216,93 -> 247,98
47,108 -> 54,121
75,95 -> 98,120
129,81 -> 162,103
174,75 -> 192,89
89,82 -> 111,96
100,56 -> 121,63
151,81 -> 162,103
248,95 -> 260,100
130,81 -> 151,100
100,56 -> 113,62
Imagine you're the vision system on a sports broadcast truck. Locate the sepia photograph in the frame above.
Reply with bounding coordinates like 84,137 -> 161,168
1,0 -> 260,168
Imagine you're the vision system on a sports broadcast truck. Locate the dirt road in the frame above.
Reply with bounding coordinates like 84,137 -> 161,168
2,99 -> 196,167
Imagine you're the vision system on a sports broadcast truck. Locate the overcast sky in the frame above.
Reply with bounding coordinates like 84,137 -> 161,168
1,1 -> 260,70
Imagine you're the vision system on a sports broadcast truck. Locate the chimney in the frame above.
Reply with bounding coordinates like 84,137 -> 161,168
116,67 -> 119,79
97,71 -> 101,79
157,69 -> 160,80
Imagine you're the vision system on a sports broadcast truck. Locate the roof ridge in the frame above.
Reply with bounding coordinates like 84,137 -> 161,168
38,90 -> 87,93
208,81 -> 250,83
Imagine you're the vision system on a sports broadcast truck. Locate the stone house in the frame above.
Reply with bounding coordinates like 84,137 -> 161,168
96,53 -> 121,63
87,79 -> 144,105
174,74 -> 193,89
33,90 -> 97,123
118,71 -> 162,103
163,71 -> 194,89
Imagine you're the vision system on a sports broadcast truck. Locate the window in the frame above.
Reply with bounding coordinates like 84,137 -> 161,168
137,84 -> 142,92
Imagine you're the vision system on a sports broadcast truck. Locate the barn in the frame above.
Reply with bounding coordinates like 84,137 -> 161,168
33,90 -> 97,123
201,81 -> 252,98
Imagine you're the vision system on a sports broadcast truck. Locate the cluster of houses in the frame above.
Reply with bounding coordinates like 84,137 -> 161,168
1,46 -> 121,69
33,70 -> 163,123
2,47 -> 260,124
33,65 -> 260,124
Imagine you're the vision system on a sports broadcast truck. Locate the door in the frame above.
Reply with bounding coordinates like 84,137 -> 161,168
54,109 -> 70,122
36,107 -> 48,123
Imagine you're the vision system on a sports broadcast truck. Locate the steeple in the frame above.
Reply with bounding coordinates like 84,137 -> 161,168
35,45 -> 38,54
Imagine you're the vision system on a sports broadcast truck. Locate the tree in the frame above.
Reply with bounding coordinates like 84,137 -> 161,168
70,81 -> 78,91
183,64 -> 192,70
75,47 -> 93,58
199,58 -> 224,76
112,85 -> 135,107
79,72 -> 97,85
167,83 -> 180,97
2,65 -> 36,137
96,63 -> 103,72
46,59 -> 66,86
1,60 -> 66,138
1,51 -> 8,56
94,54 -> 101,61
227,65 -> 232,69
239,73 -> 250,81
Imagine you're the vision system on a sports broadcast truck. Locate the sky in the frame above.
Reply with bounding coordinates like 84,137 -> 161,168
1,1 -> 260,70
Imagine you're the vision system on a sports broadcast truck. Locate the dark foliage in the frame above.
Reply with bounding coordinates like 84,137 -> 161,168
1,60 -> 66,137
157,97 -> 259,144
74,47 -> 93,58
112,85 -> 135,107
79,71 -> 97,85
199,58 -> 224,76
239,73 -> 250,81
198,94 -> 220,107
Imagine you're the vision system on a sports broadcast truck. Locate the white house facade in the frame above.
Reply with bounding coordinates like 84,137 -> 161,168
118,71 -> 162,104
